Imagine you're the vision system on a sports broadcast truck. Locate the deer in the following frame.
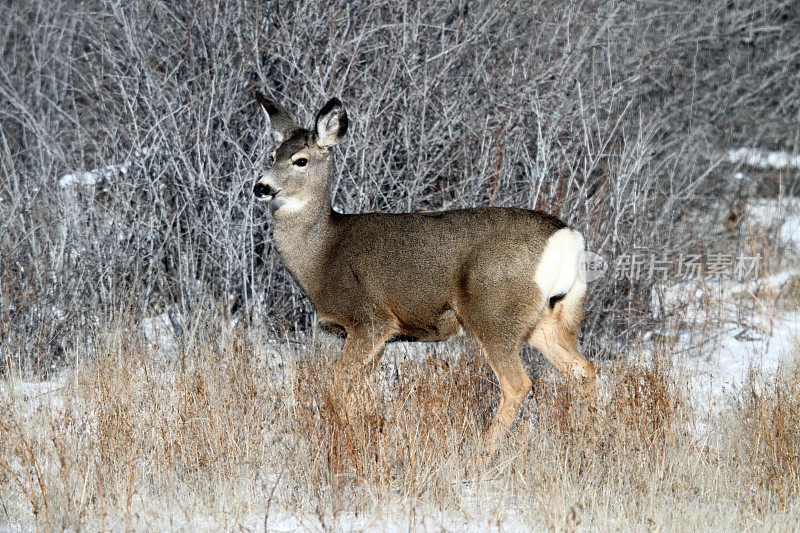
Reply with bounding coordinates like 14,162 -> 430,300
252,91 -> 598,455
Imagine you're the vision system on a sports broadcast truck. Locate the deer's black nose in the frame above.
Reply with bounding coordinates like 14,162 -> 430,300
253,182 -> 275,199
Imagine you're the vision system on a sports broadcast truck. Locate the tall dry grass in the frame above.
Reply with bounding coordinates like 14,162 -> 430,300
2,312 -> 799,530
723,363 -> 800,512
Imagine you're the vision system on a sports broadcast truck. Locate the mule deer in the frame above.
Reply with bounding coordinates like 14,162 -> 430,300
252,91 -> 597,453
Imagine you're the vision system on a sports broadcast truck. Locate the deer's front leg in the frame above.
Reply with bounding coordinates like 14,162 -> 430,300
330,327 -> 391,421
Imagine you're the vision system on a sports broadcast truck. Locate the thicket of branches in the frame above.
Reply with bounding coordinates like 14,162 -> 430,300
1,0 -> 799,370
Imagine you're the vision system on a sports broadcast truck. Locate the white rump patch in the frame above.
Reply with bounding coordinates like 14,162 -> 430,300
534,228 -> 585,299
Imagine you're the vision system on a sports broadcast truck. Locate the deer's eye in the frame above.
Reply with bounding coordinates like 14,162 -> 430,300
293,158 -> 308,167
268,154 -> 274,164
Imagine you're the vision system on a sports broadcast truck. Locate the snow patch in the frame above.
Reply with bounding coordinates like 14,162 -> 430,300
742,197 -> 800,251
780,216 -> 800,248
726,147 -> 800,169
236,508 -> 532,533
58,146 -> 156,189
649,269 -> 799,424
141,312 -> 180,356
745,197 -> 800,227
684,312 -> 798,416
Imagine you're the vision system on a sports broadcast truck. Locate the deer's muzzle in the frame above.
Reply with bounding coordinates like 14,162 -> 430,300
253,182 -> 277,200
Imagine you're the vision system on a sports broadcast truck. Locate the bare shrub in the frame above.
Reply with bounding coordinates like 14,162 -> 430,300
2,0 -> 799,371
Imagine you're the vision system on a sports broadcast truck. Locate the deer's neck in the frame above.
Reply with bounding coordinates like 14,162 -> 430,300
270,193 -> 336,295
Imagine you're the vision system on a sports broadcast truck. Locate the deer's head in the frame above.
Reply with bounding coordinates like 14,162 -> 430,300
253,92 -> 348,212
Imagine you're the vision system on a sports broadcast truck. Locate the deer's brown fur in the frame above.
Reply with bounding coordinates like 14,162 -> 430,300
252,92 -> 597,454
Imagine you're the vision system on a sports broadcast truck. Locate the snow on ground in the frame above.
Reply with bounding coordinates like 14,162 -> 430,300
742,197 -> 800,252
58,146 -> 156,188
723,147 -> 800,251
660,176 -> 800,415
725,147 -> 800,170
650,271 -> 796,325
745,197 -> 800,227
649,267 -> 799,421
680,311 -> 798,410
151,506 -> 532,533
0,375 -> 69,408
781,215 -> 800,248
140,311 -> 181,357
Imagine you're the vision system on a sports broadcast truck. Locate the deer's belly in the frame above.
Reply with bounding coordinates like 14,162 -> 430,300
393,307 -> 466,341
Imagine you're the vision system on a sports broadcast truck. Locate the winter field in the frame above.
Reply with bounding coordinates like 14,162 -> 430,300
2,1 -> 800,531
1,259 -> 799,531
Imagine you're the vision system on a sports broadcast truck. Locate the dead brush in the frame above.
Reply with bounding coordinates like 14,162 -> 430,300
1,364 -> 96,530
602,358 -> 685,456
528,356 -> 685,464
0,414 -> 54,527
728,366 -> 800,511
6,316 -> 278,528
291,347 -> 495,498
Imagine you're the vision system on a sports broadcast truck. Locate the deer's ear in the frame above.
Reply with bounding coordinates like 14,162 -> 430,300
254,91 -> 298,143
315,98 -> 348,148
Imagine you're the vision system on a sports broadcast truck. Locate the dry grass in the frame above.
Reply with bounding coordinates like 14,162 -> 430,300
723,362 -> 800,512
1,315 -> 800,530
291,349 -> 493,501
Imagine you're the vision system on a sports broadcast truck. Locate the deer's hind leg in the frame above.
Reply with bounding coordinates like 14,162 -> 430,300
458,298 -> 537,455
526,281 -> 597,403
478,336 -> 533,456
